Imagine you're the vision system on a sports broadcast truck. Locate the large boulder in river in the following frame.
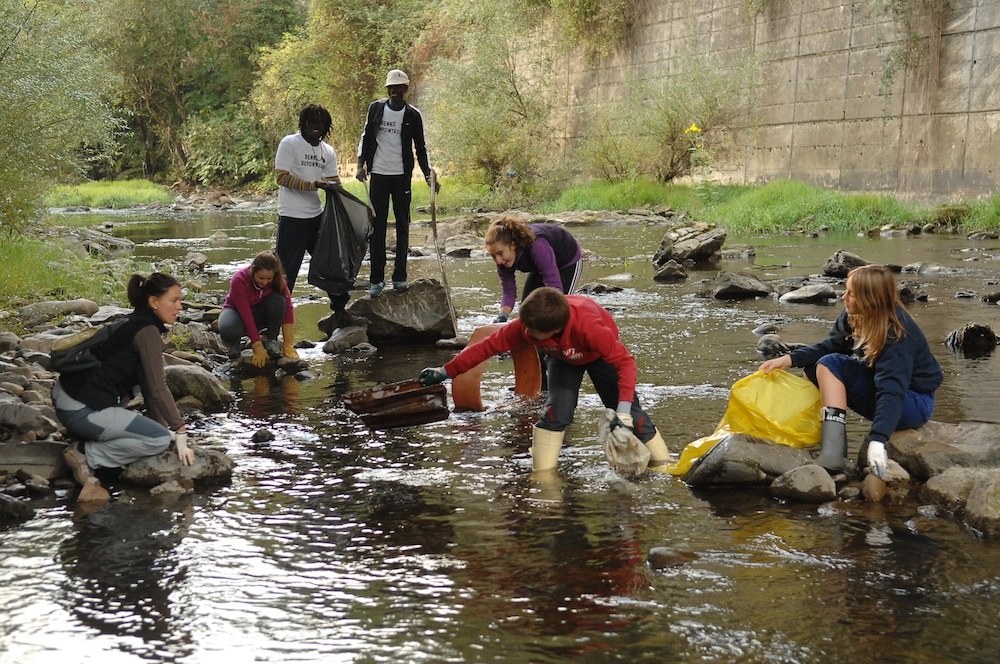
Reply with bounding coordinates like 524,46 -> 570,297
164,364 -> 231,411
653,225 -> 727,265
697,271 -> 773,300
347,278 -> 456,343
778,283 -> 838,304
921,467 -> 1000,537
681,433 -> 814,486
890,421 -> 1000,480
822,250 -> 871,278
121,446 -> 234,488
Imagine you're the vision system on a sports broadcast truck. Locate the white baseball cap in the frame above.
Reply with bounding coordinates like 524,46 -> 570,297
385,69 -> 410,87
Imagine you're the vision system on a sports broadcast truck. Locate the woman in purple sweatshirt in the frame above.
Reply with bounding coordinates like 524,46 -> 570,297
484,215 -> 583,324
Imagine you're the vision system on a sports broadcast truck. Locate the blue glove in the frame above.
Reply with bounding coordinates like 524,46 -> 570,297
493,313 -> 508,323
419,367 -> 449,386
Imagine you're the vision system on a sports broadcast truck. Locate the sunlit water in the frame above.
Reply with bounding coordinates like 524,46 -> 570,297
3,210 -> 1000,663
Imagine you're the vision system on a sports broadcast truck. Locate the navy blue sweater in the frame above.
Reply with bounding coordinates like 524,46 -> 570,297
789,306 -> 943,442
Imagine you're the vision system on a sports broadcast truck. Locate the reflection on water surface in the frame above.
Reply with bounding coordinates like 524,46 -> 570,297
3,211 -> 1000,662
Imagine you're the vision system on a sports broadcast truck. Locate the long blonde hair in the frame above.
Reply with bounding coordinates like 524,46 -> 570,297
847,264 -> 906,364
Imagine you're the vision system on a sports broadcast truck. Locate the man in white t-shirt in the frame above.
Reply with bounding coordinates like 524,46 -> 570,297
356,69 -> 439,298
274,104 -> 344,313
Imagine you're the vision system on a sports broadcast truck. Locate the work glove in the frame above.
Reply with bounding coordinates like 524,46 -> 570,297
612,402 -> 634,430
867,440 -> 888,478
281,323 -> 299,360
172,430 -> 195,466
250,340 -> 269,368
356,164 -> 367,182
493,313 -> 508,323
419,367 -> 449,386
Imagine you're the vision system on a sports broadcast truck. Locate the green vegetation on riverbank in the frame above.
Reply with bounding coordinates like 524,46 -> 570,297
45,180 -> 175,210
8,176 -> 1000,317
0,237 -> 136,320
38,176 -> 1000,235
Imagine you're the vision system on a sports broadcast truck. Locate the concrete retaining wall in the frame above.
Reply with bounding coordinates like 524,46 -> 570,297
554,0 -> 1000,197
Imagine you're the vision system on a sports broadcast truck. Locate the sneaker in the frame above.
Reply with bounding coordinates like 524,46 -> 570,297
64,442 -> 92,486
369,281 -> 386,298
393,280 -> 409,292
262,338 -> 282,358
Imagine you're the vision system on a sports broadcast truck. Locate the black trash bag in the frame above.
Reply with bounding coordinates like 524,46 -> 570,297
307,187 -> 373,302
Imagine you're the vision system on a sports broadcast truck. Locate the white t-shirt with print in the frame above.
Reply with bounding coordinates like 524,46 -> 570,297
275,133 -> 339,218
371,105 -> 405,176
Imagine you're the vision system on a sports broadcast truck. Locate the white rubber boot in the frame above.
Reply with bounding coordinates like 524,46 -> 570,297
530,426 -> 564,471
644,430 -> 670,467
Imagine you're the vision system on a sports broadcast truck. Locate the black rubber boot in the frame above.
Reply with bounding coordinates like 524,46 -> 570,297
815,406 -> 847,471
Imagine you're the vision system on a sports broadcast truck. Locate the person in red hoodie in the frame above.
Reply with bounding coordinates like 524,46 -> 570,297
419,287 -> 668,471
219,251 -> 298,367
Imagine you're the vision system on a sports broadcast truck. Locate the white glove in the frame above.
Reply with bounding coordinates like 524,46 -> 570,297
174,431 -> 195,466
867,440 -> 887,479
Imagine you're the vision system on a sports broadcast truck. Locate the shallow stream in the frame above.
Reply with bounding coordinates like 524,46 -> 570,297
3,210 -> 1000,662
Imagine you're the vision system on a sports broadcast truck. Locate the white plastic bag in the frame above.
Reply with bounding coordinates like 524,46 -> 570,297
598,408 -> 651,476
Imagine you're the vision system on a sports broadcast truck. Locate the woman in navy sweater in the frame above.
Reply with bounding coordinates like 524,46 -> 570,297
759,264 -> 942,477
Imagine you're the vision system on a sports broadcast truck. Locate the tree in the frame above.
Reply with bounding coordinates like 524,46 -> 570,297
0,0 -> 118,233
252,0 -> 432,166
94,0 -> 301,182
422,0 -> 557,193
577,57 -> 757,183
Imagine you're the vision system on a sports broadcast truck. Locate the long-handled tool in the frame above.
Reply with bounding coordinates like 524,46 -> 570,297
429,170 -> 459,338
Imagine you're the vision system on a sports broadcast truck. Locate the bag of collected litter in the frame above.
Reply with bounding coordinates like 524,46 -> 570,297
49,318 -> 130,375
598,408 -> 651,476
308,186 -> 373,300
666,369 -> 822,476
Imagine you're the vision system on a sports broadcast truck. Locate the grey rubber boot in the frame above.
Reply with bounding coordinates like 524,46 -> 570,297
815,406 -> 847,472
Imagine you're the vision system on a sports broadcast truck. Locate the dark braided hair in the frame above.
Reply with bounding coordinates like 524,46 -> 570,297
299,104 -> 333,140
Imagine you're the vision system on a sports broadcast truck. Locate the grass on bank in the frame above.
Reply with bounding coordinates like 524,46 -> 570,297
0,237 -> 138,321
45,180 -> 174,209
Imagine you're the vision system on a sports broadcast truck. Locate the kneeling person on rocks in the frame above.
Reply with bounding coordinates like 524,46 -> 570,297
419,287 -> 668,471
759,264 -> 942,477
220,250 -> 298,367
52,272 -> 195,501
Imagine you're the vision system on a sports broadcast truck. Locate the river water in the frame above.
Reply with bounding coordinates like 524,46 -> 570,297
3,209 -> 1000,663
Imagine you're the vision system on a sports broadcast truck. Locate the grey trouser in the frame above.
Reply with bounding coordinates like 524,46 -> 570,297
52,383 -> 171,469
218,294 -> 285,344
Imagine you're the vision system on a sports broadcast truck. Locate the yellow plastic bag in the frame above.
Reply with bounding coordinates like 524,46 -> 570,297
665,370 -> 822,476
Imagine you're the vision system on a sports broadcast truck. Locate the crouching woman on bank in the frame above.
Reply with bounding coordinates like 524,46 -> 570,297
53,272 -> 194,500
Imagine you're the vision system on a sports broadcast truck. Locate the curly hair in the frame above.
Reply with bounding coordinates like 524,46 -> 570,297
484,215 -> 536,250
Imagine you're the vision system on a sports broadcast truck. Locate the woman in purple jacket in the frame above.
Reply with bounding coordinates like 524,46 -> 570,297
485,215 -> 583,324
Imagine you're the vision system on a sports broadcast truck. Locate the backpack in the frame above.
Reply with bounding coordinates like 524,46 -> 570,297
49,317 -> 130,375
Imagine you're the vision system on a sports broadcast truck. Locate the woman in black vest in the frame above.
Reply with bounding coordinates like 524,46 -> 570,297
53,272 -> 194,501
